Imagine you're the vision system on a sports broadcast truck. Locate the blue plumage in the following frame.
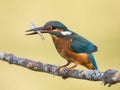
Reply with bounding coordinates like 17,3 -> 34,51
69,32 -> 98,70
69,32 -> 97,54
88,54 -> 98,70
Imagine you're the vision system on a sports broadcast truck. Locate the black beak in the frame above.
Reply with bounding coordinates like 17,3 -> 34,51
25,26 -> 45,35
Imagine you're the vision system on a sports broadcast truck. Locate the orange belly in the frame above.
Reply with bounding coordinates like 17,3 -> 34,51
52,35 -> 94,69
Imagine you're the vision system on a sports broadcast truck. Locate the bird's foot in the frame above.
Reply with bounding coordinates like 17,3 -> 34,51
61,68 -> 72,79
51,66 -> 72,79
51,66 -> 65,74
55,66 -> 66,72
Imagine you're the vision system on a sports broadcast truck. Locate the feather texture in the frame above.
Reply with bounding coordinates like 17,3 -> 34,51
69,32 -> 97,54
88,54 -> 98,70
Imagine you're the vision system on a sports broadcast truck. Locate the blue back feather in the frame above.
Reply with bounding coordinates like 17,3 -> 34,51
70,32 -> 97,54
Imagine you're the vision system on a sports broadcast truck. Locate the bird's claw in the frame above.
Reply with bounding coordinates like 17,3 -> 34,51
51,66 -> 71,79
52,66 -> 65,73
61,68 -> 70,79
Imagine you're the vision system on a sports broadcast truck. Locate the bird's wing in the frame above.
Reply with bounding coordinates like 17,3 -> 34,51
69,34 -> 97,54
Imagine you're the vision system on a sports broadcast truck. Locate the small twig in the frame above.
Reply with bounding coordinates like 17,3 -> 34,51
0,52 -> 120,87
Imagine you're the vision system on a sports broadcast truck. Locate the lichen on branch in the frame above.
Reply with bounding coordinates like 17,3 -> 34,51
0,52 -> 120,87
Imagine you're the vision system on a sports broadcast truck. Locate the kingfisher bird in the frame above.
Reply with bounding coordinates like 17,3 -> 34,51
26,21 -> 98,73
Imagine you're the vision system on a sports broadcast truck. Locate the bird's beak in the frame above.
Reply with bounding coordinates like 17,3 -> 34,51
25,26 -> 50,35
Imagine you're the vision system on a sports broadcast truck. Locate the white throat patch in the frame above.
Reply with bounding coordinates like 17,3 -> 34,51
61,31 -> 72,36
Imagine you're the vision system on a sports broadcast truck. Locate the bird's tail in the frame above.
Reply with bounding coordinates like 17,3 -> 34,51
88,54 -> 98,70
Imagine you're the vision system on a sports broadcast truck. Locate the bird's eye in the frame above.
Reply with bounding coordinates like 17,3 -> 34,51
52,26 -> 57,30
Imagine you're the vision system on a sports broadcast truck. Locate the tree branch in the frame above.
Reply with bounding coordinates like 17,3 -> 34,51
0,52 -> 120,87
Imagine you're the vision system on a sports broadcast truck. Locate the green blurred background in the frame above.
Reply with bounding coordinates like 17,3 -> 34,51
0,0 -> 120,90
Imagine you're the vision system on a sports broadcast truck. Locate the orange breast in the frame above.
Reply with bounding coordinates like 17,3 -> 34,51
52,36 -> 94,69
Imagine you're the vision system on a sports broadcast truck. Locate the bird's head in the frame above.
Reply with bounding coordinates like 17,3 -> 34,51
26,21 -> 72,37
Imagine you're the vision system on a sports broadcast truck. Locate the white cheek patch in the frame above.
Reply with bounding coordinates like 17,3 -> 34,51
61,31 -> 72,36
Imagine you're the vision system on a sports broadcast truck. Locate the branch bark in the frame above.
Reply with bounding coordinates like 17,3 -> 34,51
0,52 -> 120,87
